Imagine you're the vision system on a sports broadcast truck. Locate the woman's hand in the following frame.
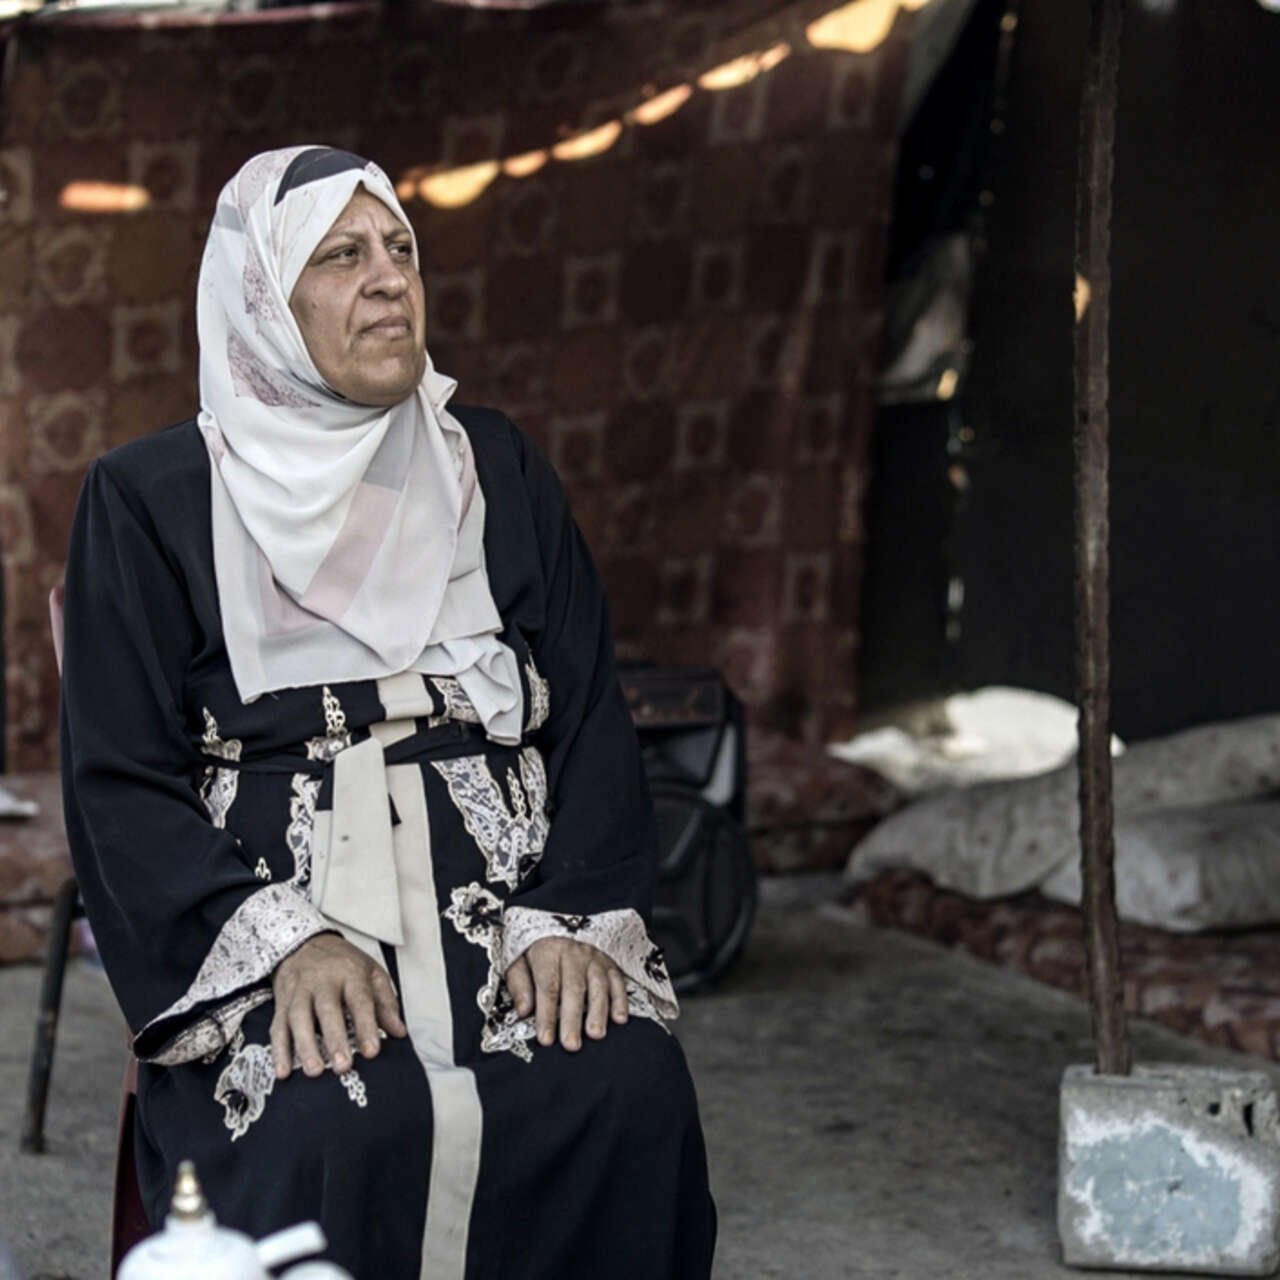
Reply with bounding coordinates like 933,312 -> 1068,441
505,937 -> 629,1052
271,933 -> 407,1080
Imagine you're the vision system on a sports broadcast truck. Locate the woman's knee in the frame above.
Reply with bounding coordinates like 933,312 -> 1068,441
139,1031 -> 430,1210
582,1018 -> 701,1135
263,1034 -> 430,1160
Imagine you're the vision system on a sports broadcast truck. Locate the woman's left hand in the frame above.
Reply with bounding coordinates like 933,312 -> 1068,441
505,937 -> 629,1052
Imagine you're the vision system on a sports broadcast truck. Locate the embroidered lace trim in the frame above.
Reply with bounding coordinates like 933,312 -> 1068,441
525,656 -> 550,733
432,747 -> 549,890
137,883 -> 329,1060
213,1026 -> 370,1141
199,708 -> 242,829
215,1030 -> 275,1140
286,773 -> 322,888
145,987 -> 273,1067
339,1068 -> 369,1108
429,675 -> 483,726
286,685 -> 350,890
201,708 -> 242,763
444,888 -> 679,1062
444,882 -> 537,1061
502,905 -> 678,1023
308,685 -> 353,762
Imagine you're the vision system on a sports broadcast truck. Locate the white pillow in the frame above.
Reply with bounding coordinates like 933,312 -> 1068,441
1041,803 -> 1280,932
845,713 -> 1280,924
846,764 -> 1077,897
828,685 -> 1123,795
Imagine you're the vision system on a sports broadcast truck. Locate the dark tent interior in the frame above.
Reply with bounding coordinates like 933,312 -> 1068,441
862,0 -> 1280,743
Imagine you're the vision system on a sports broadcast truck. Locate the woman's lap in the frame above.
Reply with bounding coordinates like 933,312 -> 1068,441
135,1004 -> 433,1277
136,1009 -> 713,1280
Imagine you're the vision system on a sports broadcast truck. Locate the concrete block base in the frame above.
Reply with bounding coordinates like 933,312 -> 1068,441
1059,1063 -> 1280,1274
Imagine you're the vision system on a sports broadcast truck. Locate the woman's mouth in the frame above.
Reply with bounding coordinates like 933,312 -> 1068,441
363,317 -> 411,337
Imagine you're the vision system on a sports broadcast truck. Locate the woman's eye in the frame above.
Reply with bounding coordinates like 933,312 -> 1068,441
390,242 -> 413,259
316,244 -> 360,264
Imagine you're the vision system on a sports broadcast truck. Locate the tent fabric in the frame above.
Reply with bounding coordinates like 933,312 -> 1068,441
0,0 -> 912,770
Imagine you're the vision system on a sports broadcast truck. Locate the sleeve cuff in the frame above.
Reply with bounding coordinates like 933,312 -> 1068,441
134,882 -> 330,1062
142,987 -> 273,1066
501,905 -> 679,1022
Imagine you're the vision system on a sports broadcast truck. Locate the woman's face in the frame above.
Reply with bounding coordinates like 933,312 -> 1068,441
289,189 -> 427,407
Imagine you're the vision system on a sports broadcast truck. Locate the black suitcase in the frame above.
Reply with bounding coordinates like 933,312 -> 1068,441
620,665 -> 756,992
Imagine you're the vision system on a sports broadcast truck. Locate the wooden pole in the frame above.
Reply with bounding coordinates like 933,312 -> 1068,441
1074,0 -> 1129,1077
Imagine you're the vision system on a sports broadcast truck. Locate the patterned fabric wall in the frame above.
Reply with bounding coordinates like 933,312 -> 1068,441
0,1 -> 910,771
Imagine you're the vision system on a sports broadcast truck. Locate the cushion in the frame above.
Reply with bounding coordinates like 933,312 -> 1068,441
846,714 -> 1280,928
748,729 -> 899,872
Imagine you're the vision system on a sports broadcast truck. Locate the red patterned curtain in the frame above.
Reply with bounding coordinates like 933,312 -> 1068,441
0,0 -> 912,769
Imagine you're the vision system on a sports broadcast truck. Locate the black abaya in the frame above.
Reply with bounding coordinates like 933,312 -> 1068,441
60,407 -> 716,1280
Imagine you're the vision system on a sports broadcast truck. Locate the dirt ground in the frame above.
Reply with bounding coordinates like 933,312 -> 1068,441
0,874 -> 1263,1279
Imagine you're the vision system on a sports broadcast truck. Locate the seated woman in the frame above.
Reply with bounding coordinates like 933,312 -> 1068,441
60,146 -> 716,1280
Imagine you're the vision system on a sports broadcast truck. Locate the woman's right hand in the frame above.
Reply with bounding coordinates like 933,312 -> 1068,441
270,932 -> 407,1080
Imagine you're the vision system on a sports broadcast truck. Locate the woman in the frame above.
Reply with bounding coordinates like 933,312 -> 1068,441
60,146 -> 716,1280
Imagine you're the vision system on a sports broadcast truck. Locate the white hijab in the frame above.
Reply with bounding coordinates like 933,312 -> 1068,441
197,146 -> 521,742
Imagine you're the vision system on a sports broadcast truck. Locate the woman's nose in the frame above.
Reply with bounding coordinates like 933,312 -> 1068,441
363,246 -> 408,295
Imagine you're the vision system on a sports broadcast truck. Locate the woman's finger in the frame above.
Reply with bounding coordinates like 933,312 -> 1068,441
532,954 -> 561,1048
585,962 -> 610,1040
288,995 -> 325,1078
505,954 -> 535,1019
370,965 -> 407,1041
270,1003 -> 294,1080
314,990 -> 351,1074
607,965 -> 629,1024
344,977 -> 381,1061
558,953 -> 587,1052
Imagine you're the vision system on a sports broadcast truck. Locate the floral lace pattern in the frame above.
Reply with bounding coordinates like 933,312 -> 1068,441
138,883 -> 329,1060
213,1025 -> 370,1141
147,987 -> 274,1068
443,883 -> 537,1062
432,748 -> 550,890
339,1069 -> 369,1108
623,983 -> 666,1026
286,772 -> 322,889
501,905 -> 678,1023
444,888 -> 679,1063
199,708 -> 242,829
201,708 -> 242,762
525,657 -> 550,733
215,1030 -> 276,1141
429,676 -> 482,726
308,685 -> 353,763
286,686 -> 351,889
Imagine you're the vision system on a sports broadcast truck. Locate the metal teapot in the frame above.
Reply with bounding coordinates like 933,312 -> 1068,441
118,1161 -> 352,1280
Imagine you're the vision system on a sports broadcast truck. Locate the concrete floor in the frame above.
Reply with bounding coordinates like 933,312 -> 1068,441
1,875 -> 1272,1279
